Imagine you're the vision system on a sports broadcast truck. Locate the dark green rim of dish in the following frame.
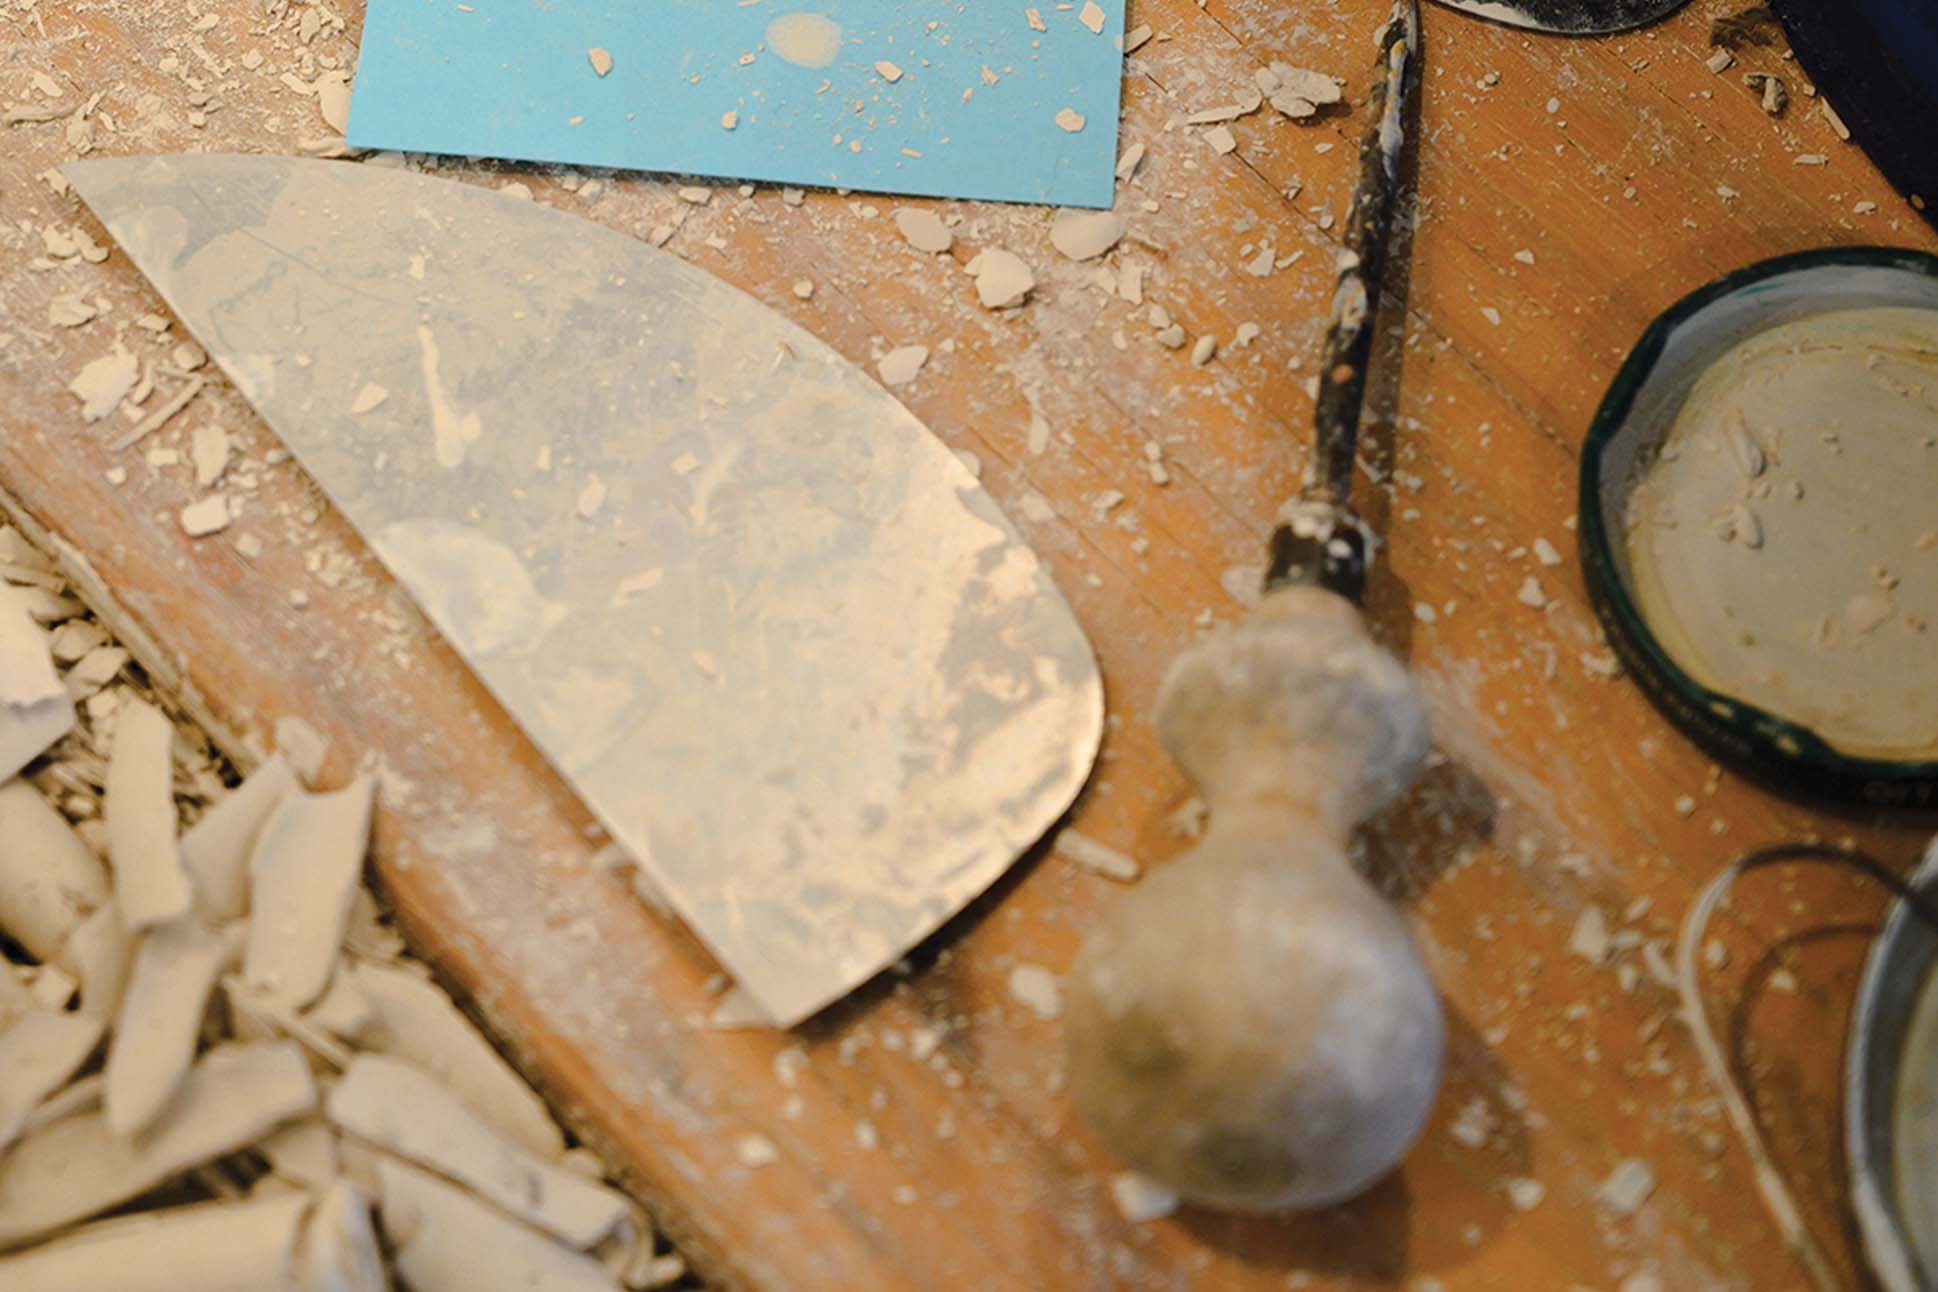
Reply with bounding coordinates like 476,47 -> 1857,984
1577,245 -> 1938,809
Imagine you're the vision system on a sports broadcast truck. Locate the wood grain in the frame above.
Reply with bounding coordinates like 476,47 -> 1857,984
2,0 -> 1934,1288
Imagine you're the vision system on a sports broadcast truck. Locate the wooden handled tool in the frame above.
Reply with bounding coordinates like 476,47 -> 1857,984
1063,0 -> 1442,1213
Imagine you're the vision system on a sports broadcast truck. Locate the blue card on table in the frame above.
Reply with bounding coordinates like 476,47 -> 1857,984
348,0 -> 1126,206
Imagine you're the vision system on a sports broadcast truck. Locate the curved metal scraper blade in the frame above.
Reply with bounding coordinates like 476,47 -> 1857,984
66,155 -> 1104,1026
1431,0 -> 1688,34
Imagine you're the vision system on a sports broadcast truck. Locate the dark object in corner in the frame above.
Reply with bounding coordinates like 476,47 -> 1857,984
1771,0 -> 1938,229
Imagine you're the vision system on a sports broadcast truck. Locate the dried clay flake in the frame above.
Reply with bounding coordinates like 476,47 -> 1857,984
0,777 -> 109,966
1055,828 -> 1141,881
377,1157 -> 623,1292
304,970 -> 377,1044
1256,63 -> 1343,119
189,424 -> 230,488
969,248 -> 1035,309
178,495 -> 233,538
260,1118 -> 340,1190
103,696 -> 193,930
0,1010 -> 106,1153
327,1053 -> 628,1247
893,207 -> 952,254
0,1192 -> 310,1292
876,345 -> 929,387
1049,209 -> 1124,261
47,293 -> 98,329
66,348 -> 137,423
179,753 -> 298,922
314,73 -> 352,134
350,960 -> 566,1159
0,1041 -> 315,1248
103,918 -> 236,1136
0,590 -> 74,781
299,1179 -> 388,1292
241,774 -> 374,1010
65,903 -> 135,1022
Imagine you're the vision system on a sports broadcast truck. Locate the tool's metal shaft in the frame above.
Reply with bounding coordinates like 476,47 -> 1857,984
1267,0 -> 1422,602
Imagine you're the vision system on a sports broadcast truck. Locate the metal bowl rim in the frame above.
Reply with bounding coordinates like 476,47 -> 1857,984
1846,835 -> 1938,1292
1575,245 -> 1938,803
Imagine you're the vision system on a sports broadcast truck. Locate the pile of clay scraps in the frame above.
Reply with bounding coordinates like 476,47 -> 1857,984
0,526 -> 680,1291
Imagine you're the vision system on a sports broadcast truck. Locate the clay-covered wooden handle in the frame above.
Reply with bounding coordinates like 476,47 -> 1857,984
1063,587 -> 1444,1212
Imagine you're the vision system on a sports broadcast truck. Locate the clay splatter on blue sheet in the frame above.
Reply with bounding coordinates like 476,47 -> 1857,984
348,0 -> 1126,206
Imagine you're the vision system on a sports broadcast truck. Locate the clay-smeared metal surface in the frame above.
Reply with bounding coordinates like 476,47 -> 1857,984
66,155 -> 1103,1026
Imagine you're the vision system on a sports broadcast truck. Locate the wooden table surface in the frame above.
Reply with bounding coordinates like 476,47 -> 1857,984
4,1 -> 1936,1288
